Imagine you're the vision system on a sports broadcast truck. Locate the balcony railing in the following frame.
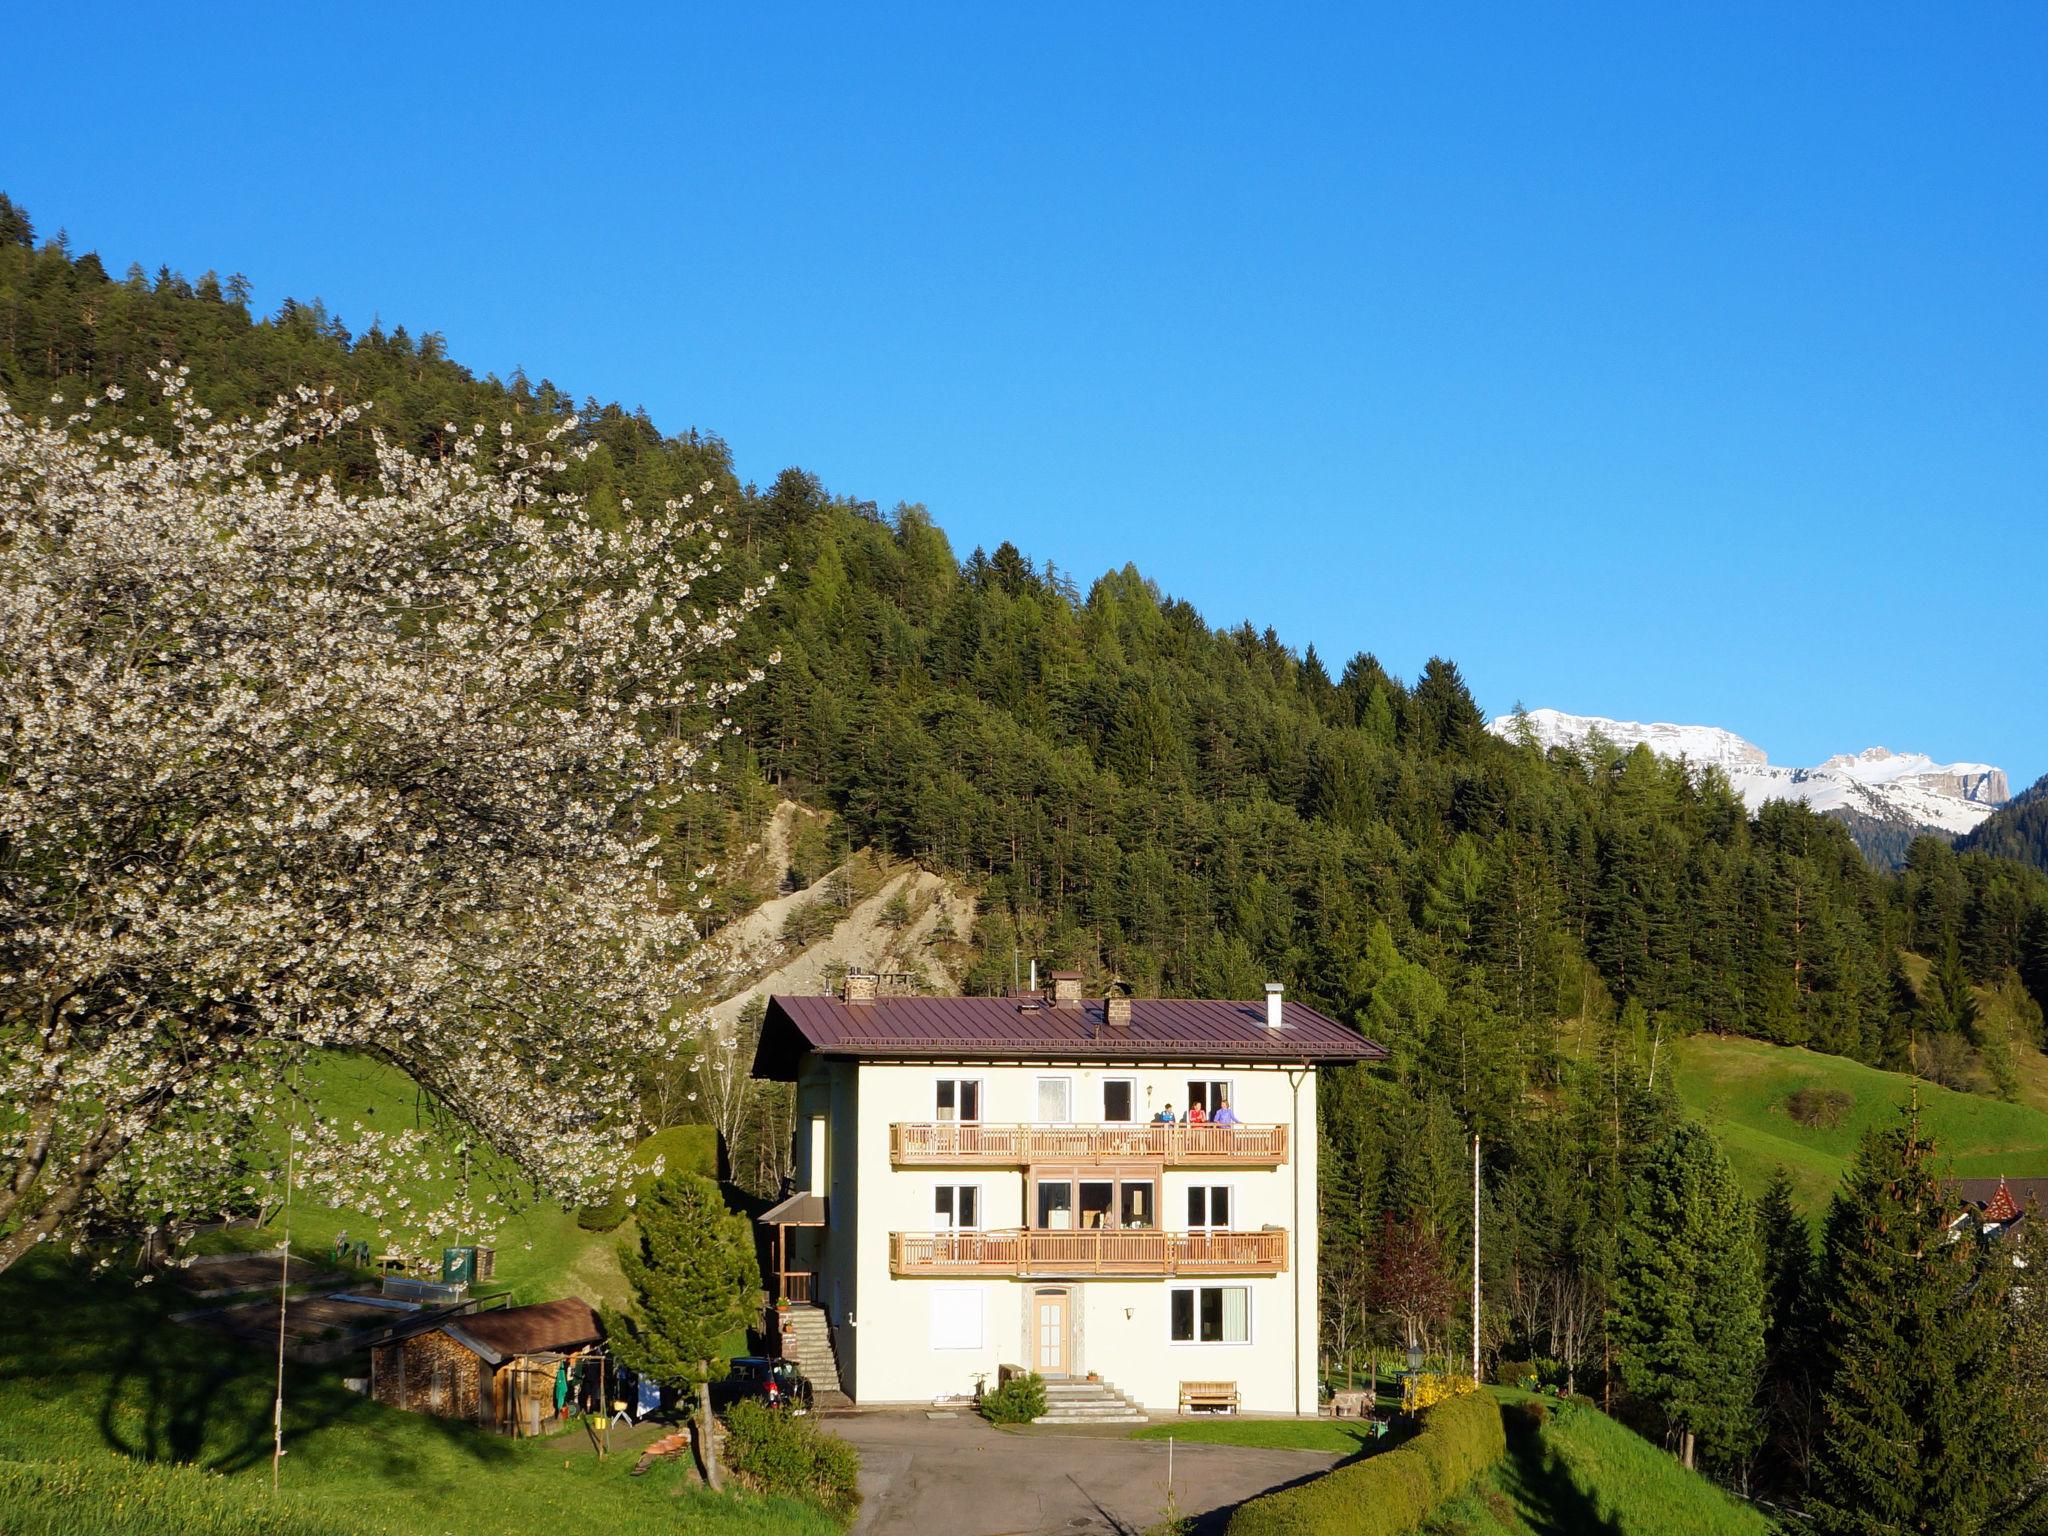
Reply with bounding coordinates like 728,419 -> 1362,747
889,1227 -> 1288,1278
890,1121 -> 1288,1167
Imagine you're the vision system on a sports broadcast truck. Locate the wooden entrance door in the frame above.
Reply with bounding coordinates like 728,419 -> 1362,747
1033,1288 -> 1070,1377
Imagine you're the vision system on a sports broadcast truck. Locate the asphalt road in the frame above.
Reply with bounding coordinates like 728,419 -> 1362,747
829,1413 -> 1341,1536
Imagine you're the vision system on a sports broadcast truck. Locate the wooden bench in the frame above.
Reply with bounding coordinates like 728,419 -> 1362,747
1179,1380 -> 1240,1414
1328,1388 -> 1371,1418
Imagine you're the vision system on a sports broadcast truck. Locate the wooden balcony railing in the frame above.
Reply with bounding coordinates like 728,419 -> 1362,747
890,1121 -> 1288,1167
889,1227 -> 1288,1278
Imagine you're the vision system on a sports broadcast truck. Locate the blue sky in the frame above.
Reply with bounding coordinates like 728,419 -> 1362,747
12,4 -> 2046,782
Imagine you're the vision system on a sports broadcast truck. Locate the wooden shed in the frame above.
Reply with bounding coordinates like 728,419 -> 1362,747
370,1297 -> 603,1433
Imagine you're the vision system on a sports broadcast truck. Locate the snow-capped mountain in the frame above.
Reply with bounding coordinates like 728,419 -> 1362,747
1491,708 -> 2009,842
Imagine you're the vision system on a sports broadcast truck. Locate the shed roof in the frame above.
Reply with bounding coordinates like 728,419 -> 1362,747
753,993 -> 1386,1079
441,1298 -> 602,1366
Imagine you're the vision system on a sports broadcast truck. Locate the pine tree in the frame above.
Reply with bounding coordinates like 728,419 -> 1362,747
1757,1168 -> 1820,1492
1810,1106 -> 2021,1535
1610,1122 -> 1764,1472
603,1174 -> 760,1490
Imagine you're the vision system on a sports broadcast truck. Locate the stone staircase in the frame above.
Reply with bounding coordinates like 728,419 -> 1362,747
1035,1377 -> 1148,1424
779,1304 -> 843,1397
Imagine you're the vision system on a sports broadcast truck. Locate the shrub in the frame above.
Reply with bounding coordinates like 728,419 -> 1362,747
1510,1397 -> 1549,1432
980,1371 -> 1047,1425
575,1193 -> 628,1232
1786,1085 -> 1853,1128
1225,1391 -> 1506,1536
1491,1357 -> 1538,1391
722,1397 -> 861,1521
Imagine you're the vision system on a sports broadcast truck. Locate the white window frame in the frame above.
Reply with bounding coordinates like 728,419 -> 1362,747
1102,1077 -> 1135,1123
934,1183 -> 982,1231
1186,1079 -> 1234,1117
1168,1284 -> 1254,1346
930,1286 -> 986,1351
1035,1075 -> 1073,1125
936,1077 -> 983,1123
1186,1183 -> 1235,1230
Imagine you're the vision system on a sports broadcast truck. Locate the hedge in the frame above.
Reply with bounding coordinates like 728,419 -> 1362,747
1225,1392 -> 1507,1536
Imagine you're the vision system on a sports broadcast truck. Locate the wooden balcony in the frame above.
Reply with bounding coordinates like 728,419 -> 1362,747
889,1227 -> 1288,1278
890,1121 -> 1288,1167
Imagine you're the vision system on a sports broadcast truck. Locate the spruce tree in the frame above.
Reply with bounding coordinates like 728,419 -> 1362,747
1811,1106 -> 2020,1535
1610,1122 -> 1764,1472
604,1173 -> 760,1490
1757,1168 -> 1820,1492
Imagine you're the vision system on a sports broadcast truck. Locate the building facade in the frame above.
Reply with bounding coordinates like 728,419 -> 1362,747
752,975 -> 1385,1415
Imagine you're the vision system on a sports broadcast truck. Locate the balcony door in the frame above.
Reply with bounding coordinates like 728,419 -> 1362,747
1033,1287 -> 1071,1377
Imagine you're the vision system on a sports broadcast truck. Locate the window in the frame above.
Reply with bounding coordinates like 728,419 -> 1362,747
930,1287 -> 985,1350
936,1079 -> 982,1123
1186,1080 -> 1232,1115
1187,1185 -> 1232,1229
1079,1180 -> 1114,1229
934,1185 -> 980,1230
1102,1079 -> 1134,1123
1170,1285 -> 1250,1343
1037,1181 -> 1074,1229
1119,1180 -> 1155,1229
1036,1076 -> 1071,1124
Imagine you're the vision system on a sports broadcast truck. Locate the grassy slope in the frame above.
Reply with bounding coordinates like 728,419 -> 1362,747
212,1054 -> 717,1309
1668,1034 -> 2048,1212
1424,1396 -> 1774,1536
0,1255 -> 834,1536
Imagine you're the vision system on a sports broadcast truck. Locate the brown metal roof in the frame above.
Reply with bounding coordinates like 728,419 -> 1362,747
442,1298 -> 602,1365
753,994 -> 1386,1079
759,1191 -> 828,1227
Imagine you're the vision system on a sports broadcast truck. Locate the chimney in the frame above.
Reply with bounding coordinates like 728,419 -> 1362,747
1264,981 -> 1284,1030
843,970 -> 878,1006
1050,971 -> 1084,1006
1028,959 -> 1038,994
1105,995 -> 1132,1028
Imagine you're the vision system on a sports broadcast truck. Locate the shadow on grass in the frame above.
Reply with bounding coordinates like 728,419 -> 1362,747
0,1255 -> 520,1480
1182,1416 -> 1416,1536
1494,1409 -> 1623,1536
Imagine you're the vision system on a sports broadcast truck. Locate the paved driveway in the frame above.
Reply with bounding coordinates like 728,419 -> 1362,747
831,1413 -> 1341,1536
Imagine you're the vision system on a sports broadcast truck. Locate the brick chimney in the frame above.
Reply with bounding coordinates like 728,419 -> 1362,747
1049,971 -> 1084,1006
843,970 -> 878,1006
1264,981 -> 1284,1030
1105,995 -> 1133,1028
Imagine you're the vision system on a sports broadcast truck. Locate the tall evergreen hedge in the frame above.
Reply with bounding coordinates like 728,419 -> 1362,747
1225,1392 -> 1507,1536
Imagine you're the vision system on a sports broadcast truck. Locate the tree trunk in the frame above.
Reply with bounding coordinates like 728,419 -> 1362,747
697,1379 -> 720,1491
1680,1426 -> 1696,1472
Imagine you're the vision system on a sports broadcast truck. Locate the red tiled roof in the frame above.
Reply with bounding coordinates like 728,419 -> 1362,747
1984,1177 -> 2023,1225
1951,1176 -> 2048,1216
753,994 -> 1386,1079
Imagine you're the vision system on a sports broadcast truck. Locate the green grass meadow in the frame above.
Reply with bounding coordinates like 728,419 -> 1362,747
0,1254 -> 835,1536
1424,1394 -> 1776,1536
1669,1034 -> 2048,1211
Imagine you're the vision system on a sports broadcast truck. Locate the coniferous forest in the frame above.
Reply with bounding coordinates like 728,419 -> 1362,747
8,195 -> 2048,1520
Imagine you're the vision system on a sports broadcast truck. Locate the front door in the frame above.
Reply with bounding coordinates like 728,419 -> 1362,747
1033,1287 -> 1070,1377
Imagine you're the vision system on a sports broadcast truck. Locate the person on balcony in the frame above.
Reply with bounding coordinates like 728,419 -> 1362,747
1186,1101 -> 1208,1125
1212,1096 -> 1238,1127
1154,1103 -> 1177,1123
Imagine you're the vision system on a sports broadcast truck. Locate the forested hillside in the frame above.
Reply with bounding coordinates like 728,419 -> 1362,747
1961,772 -> 2048,874
13,191 -> 2048,1505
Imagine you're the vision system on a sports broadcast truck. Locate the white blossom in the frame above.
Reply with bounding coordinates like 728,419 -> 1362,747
0,371 -> 778,1270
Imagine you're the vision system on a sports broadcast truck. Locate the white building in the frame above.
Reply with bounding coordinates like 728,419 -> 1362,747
751,973 -> 1385,1416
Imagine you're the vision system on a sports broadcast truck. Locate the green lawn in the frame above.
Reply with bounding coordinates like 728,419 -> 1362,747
1669,1034 -> 2048,1211
1130,1417 -> 1393,1455
0,1254 -> 835,1536
201,1052 -> 718,1309
1423,1394 -> 1774,1536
